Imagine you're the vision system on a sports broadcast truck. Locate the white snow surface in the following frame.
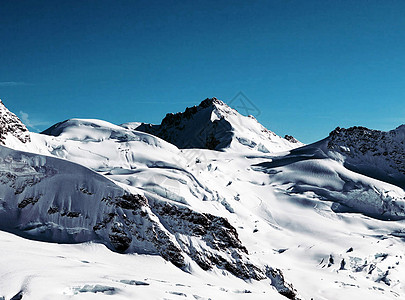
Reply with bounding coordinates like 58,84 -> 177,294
0,230 -> 282,300
1,101 -> 405,300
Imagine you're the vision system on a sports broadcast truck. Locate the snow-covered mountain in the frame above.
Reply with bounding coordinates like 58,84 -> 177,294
135,98 -> 303,153
1,98 -> 405,300
255,130 -> 405,221
0,144 -> 268,283
327,125 -> 405,188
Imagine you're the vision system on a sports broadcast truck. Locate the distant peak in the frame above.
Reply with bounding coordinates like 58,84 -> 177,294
198,97 -> 226,108
160,97 -> 229,128
328,126 -> 376,137
135,96 -> 302,152
329,125 -> 405,138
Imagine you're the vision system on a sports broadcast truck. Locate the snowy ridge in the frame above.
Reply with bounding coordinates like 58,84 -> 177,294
38,118 -> 181,171
327,125 -> 405,188
0,145 -> 279,286
136,97 -> 302,153
254,125 -> 405,222
255,141 -> 405,221
1,100 -> 405,299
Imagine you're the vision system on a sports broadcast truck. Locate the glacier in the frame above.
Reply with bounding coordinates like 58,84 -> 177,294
0,98 -> 405,300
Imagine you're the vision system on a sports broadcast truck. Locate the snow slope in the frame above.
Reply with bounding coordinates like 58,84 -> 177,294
189,149 -> 405,299
0,144 -> 277,286
39,118 -> 181,171
1,99 -> 405,300
0,230 -> 284,300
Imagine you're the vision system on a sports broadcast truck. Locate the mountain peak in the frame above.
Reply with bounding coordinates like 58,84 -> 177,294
0,99 -> 30,145
160,97 -> 231,128
198,97 -> 226,108
136,97 -> 302,152
327,125 -> 405,188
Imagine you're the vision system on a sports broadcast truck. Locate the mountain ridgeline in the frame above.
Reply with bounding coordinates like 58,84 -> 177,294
1,97 -> 405,300
327,125 -> 405,188
135,98 -> 302,152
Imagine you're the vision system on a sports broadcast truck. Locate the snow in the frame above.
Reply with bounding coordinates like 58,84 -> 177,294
0,231 -> 283,300
119,122 -> 143,131
1,99 -> 405,299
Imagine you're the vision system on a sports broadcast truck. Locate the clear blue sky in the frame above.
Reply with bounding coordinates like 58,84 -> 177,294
1,0 -> 405,143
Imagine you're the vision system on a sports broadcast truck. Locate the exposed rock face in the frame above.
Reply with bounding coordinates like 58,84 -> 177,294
150,200 -> 265,280
0,100 -> 30,145
327,125 -> 405,188
265,266 -> 300,300
0,100 -> 304,299
0,145 -> 267,281
255,130 -> 405,221
136,98 -> 302,152
136,98 -> 233,150
284,135 -> 300,144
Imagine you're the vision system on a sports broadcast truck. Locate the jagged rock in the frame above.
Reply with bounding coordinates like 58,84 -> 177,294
0,100 -> 304,296
265,266 -> 300,300
109,223 -> 133,252
0,100 -> 30,145
136,97 -> 302,152
61,211 -> 81,218
284,135 -> 299,143
10,291 -> 23,300
327,125 -> 405,188
148,200 -> 266,280
17,196 -> 40,208
47,206 -> 59,214
114,194 -> 148,210
0,146 -> 264,280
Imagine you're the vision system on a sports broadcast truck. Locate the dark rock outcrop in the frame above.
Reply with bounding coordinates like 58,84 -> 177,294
327,125 -> 405,188
284,135 -> 300,144
136,98 -> 233,150
265,266 -> 300,300
0,100 -> 30,144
